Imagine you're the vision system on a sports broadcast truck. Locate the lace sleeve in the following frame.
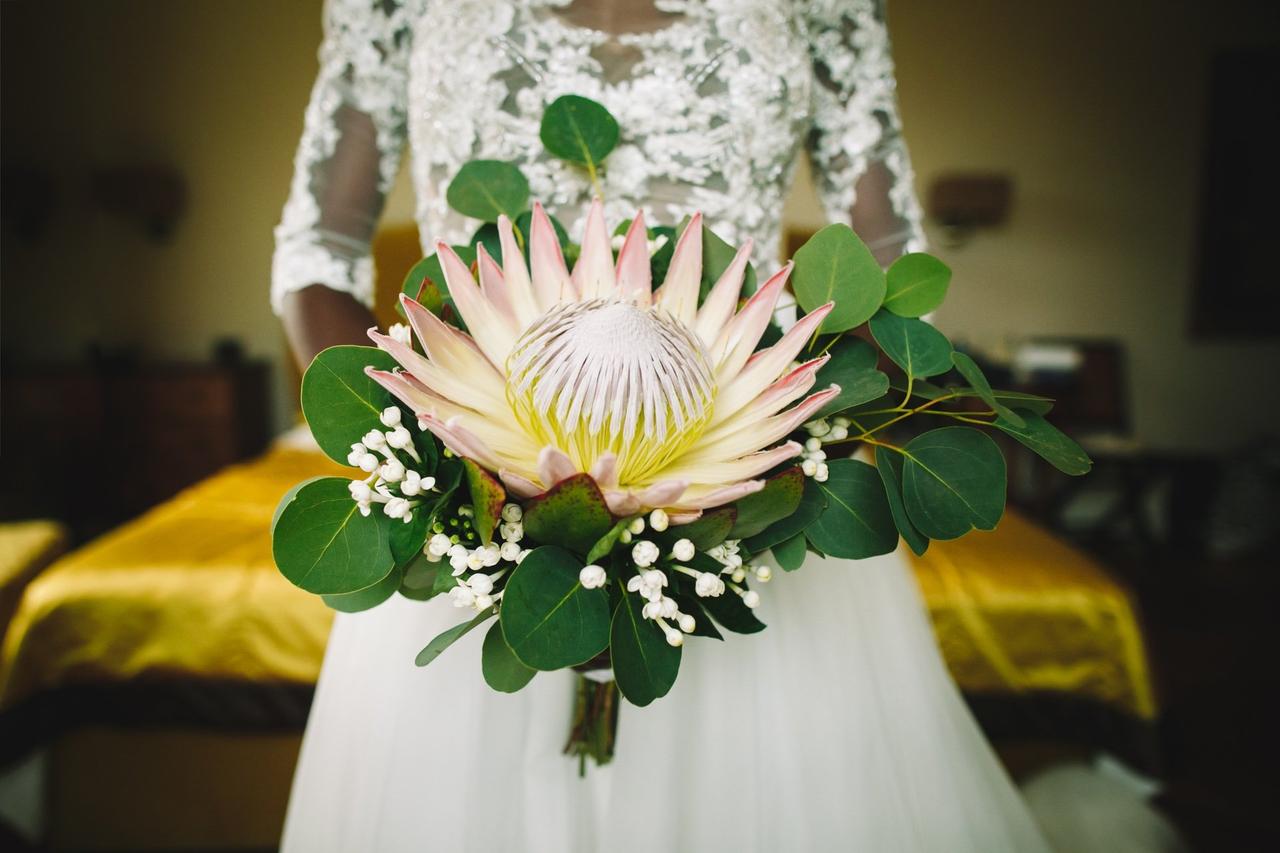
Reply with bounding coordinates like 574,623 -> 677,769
270,0 -> 413,314
803,0 -> 925,263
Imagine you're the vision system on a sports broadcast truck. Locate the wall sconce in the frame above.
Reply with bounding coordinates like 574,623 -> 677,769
927,173 -> 1013,248
90,166 -> 187,242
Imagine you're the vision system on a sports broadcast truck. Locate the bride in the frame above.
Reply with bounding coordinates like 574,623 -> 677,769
271,2 -> 1125,851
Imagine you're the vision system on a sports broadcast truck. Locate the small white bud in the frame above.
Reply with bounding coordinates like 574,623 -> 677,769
499,522 -> 523,542
480,544 -> 501,567
832,416 -> 851,429
628,517 -> 646,535
474,593 -> 494,611
642,569 -> 668,588
671,538 -> 695,562
829,425 -> 848,441
448,544 -> 468,559
806,419 -> 831,437
399,470 -> 422,495
499,541 -> 521,562
384,497 -> 412,519
466,551 -> 486,572
678,613 -> 697,633
648,509 -> 669,532
731,567 -> 747,584
516,549 -> 531,564
386,426 -> 413,450
659,596 -> 679,619
665,629 -> 684,647
802,459 -> 819,477
387,323 -> 412,346
449,553 -> 468,575
804,436 -> 822,453
379,405 -> 402,427
357,453 -> 379,473
449,586 -> 475,608
349,480 -> 373,502
363,429 -> 387,450
346,442 -> 368,466
742,590 -> 761,608
501,503 -> 523,523
642,600 -> 662,619
467,573 -> 494,595
619,529 -> 633,544
631,540 -> 660,567
379,459 -> 406,483
579,564 -> 607,589
754,565 -> 773,583
815,463 -> 830,483
356,504 -> 372,517
695,573 -> 724,597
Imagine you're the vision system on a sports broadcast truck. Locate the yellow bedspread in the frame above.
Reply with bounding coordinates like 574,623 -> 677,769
0,447 -> 1155,721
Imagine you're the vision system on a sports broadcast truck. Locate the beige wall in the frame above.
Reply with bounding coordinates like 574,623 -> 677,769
4,0 -> 1277,448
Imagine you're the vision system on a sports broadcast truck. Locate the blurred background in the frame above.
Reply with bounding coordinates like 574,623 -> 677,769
1,0 -> 1278,850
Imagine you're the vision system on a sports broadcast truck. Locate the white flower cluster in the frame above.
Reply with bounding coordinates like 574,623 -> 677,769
705,539 -> 770,608
625,561 -> 697,648
800,415 -> 852,483
428,502 -> 531,612
347,407 -> 437,522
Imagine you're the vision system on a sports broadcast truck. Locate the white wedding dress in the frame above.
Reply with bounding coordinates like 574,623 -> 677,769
269,2 -> 1129,851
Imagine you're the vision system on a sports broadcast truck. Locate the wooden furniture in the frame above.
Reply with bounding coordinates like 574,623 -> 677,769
0,362 -> 271,538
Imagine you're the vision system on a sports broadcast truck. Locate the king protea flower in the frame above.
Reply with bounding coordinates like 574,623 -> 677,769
367,200 -> 838,521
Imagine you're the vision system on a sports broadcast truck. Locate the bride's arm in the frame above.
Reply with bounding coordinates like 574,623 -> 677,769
273,0 -> 412,367
804,0 -> 926,265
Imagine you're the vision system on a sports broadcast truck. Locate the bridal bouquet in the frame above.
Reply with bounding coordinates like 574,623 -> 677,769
272,96 -> 1089,762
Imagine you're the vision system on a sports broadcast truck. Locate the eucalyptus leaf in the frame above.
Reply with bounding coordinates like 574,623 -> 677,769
322,564 -> 402,613
742,477 -> 827,552
668,594 -> 723,640
805,459 -> 899,559
540,95 -> 619,171
388,504 -> 431,566
482,621 -> 537,692
901,427 -> 1006,540
586,518 -> 632,565
402,245 -> 477,308
663,507 -> 736,551
272,477 -> 395,595
446,160 -> 529,221
300,346 -> 399,466
462,459 -> 505,544
875,448 -> 929,556
814,338 -> 891,419
399,554 -> 443,601
772,533 -> 808,571
611,589 -> 681,706
470,222 -> 504,263
884,253 -> 951,317
951,351 -> 1023,426
500,546 -> 611,670
415,609 -> 495,667
514,210 -> 569,253
792,224 -> 885,334
728,467 -> 804,539
868,309 -> 954,378
991,410 -> 1093,475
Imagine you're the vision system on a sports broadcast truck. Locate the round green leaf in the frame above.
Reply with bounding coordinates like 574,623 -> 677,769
771,533 -> 808,572
792,224 -> 885,333
323,564 -> 402,613
482,621 -> 537,692
875,448 -> 929,557
388,504 -> 431,567
470,222 -> 504,264
301,345 -> 399,465
500,546 -> 611,670
728,467 -> 804,539
742,478 -> 827,553
991,410 -> 1092,476
610,590 -> 681,706
540,95 -> 619,169
272,477 -> 395,595
445,160 -> 529,221
659,506 -> 736,551
814,337 -> 891,419
399,554 -> 443,601
805,459 -> 899,559
884,253 -> 951,317
901,427 -> 1006,540
868,309 -> 954,378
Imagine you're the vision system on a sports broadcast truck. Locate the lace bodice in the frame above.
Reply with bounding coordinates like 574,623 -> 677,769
272,0 -> 924,312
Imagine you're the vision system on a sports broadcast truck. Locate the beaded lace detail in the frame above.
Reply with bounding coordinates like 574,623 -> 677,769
272,0 -> 923,312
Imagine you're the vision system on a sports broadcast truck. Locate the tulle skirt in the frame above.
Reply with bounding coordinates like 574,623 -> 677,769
281,548 -> 1051,852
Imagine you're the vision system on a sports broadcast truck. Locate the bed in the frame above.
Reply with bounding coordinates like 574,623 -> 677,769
0,442 -> 1157,851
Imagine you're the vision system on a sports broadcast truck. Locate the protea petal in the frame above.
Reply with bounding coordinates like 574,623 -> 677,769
537,446 -> 577,488
711,262 -> 792,383
667,510 -> 704,525
368,328 -> 506,415
672,479 -> 767,511
683,386 -> 839,463
614,211 -> 651,305
417,413 -> 507,473
604,479 -> 688,516
436,242 -> 518,366
499,470 -> 542,499
723,355 -> 828,429
711,303 -> 835,426
653,441 -> 802,485
476,244 -> 518,326
655,213 -> 702,327
399,295 -> 502,380
572,198 -> 616,300
693,238 -> 753,348
590,453 -> 620,489
529,202 -> 574,309
497,215 -> 541,326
